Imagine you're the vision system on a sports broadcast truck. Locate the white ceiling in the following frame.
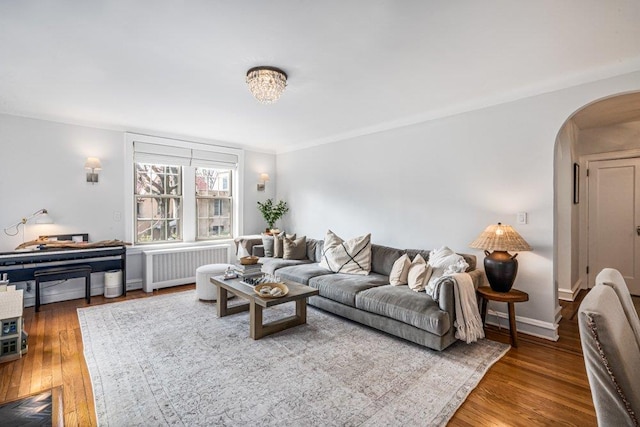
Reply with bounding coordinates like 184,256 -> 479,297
1,1 -> 640,152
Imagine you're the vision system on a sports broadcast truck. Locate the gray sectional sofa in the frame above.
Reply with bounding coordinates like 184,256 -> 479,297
254,238 -> 483,351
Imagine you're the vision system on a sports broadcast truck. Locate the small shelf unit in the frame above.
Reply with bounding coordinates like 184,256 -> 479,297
0,288 -> 25,363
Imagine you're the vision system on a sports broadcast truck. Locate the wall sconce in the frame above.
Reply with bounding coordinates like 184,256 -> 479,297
257,173 -> 270,191
85,157 -> 102,183
3,208 -> 54,237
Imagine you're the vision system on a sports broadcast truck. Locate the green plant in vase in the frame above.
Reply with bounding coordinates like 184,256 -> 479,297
257,199 -> 289,233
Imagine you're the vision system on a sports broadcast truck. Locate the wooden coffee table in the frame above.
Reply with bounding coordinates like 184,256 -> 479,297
210,275 -> 319,339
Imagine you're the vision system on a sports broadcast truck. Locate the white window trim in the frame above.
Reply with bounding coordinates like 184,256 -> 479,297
124,132 -> 244,247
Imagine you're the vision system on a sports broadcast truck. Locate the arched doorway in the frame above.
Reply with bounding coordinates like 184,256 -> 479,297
555,91 -> 640,302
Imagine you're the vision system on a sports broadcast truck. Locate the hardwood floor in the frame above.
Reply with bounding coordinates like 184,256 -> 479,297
0,286 -> 596,426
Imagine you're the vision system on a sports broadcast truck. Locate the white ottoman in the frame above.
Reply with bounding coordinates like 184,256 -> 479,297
196,263 -> 233,301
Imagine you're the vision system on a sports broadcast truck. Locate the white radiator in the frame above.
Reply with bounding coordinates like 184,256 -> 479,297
142,244 -> 232,292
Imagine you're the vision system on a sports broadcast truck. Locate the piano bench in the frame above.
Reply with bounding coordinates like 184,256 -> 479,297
33,265 -> 92,312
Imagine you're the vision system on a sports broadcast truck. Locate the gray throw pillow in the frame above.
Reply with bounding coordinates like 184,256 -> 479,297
261,234 -> 275,257
284,236 -> 307,260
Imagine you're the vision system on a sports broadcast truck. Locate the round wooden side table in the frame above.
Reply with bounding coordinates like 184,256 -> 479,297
477,286 -> 529,347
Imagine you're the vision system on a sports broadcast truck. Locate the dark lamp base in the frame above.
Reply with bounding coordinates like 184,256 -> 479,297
484,250 -> 518,292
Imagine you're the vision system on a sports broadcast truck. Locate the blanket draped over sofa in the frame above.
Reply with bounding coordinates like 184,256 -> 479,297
254,237 -> 484,351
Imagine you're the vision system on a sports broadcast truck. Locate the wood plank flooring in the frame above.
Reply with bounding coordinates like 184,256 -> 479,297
0,286 -> 597,426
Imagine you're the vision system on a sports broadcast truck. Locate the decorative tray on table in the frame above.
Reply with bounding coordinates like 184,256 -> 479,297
254,283 -> 289,298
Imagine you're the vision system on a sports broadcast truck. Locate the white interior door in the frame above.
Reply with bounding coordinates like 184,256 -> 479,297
588,157 -> 640,295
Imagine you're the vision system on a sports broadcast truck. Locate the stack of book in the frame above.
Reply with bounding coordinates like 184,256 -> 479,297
233,262 -> 263,279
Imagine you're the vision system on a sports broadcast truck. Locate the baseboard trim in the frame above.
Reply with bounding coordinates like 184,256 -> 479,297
485,309 -> 559,341
22,278 -> 144,307
558,278 -> 582,301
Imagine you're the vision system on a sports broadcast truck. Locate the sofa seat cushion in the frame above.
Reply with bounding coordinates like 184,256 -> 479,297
260,258 -> 312,275
355,285 -> 451,336
308,272 -> 389,307
275,263 -> 334,285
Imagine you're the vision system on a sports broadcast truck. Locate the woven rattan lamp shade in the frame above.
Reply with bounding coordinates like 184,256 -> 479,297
469,223 -> 532,252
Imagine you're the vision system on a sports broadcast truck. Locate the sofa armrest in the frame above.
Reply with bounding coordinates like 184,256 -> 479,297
467,269 -> 486,288
252,245 -> 265,257
436,269 -> 486,315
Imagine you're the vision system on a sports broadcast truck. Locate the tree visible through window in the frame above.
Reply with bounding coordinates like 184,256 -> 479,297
196,168 -> 232,239
135,164 -> 183,243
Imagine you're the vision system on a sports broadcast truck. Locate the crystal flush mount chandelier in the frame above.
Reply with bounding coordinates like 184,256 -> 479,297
246,66 -> 288,104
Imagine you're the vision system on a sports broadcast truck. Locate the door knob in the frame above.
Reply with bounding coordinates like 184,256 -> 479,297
637,226 -> 640,236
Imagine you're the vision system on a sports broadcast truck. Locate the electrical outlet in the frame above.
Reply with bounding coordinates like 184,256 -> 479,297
113,211 -> 121,222
517,212 -> 528,225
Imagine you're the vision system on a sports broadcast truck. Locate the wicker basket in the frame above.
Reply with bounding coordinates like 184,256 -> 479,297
254,283 -> 289,298
240,256 -> 259,265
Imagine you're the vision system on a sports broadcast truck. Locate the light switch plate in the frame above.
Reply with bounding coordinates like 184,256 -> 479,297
517,212 -> 527,225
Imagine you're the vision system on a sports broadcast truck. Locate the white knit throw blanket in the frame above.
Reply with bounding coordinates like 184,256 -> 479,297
446,273 -> 485,343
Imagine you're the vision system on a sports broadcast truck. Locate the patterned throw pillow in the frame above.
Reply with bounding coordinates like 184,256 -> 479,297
319,230 -> 371,275
407,254 -> 433,292
389,254 -> 411,286
283,236 -> 307,260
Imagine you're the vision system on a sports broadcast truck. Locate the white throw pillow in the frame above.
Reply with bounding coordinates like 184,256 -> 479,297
407,254 -> 433,292
319,230 -> 371,275
389,254 -> 411,286
425,246 -> 469,295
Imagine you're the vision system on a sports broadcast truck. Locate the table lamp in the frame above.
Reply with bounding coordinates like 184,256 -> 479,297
469,222 -> 532,292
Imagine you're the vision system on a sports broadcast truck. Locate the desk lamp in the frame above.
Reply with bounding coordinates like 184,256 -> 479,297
3,209 -> 54,237
469,222 -> 531,292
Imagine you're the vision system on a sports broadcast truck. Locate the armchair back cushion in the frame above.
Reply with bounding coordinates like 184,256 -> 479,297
578,285 -> 640,426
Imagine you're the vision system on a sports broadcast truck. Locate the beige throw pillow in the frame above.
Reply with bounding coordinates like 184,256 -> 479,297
408,254 -> 433,292
274,232 -> 296,258
284,235 -> 307,260
389,254 -> 411,286
319,230 -> 371,275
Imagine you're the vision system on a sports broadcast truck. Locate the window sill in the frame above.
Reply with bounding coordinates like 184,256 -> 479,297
126,239 -> 235,255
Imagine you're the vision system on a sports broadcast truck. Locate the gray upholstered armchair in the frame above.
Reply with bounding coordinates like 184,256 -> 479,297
578,284 -> 640,426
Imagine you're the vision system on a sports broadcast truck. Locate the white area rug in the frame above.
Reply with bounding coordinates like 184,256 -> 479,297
78,291 -> 509,426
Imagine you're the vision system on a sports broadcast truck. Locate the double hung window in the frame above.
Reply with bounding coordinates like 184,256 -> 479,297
135,164 -> 183,243
195,168 -> 232,239
126,133 -> 242,245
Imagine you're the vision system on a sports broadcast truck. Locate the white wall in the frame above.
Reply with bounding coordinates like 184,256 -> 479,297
0,114 -> 275,305
0,114 -> 126,251
243,150 -> 277,234
277,70 -> 640,340
555,120 -> 581,301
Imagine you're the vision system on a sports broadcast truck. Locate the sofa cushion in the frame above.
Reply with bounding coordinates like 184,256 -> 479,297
275,263 -> 334,285
407,254 -> 432,292
405,249 -> 476,271
284,235 -> 307,260
308,272 -> 389,307
260,257 -> 311,275
261,234 -> 274,257
319,230 -> 372,275
355,285 -> 451,336
371,244 -> 404,276
389,254 -> 410,286
425,247 -> 468,296
274,232 -> 296,258
314,240 -> 324,262
306,238 -> 320,262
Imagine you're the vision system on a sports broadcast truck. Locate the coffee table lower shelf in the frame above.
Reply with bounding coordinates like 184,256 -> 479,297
211,276 -> 319,340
